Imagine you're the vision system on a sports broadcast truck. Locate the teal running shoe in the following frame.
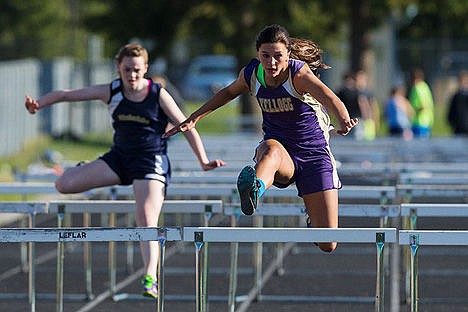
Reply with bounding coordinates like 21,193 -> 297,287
237,165 -> 259,215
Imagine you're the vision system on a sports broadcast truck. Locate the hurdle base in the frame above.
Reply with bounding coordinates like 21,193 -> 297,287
257,294 -> 376,303
112,293 -> 235,302
0,292 -> 91,301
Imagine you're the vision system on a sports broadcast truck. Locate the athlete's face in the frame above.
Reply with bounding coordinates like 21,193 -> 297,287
117,56 -> 148,91
257,42 -> 290,79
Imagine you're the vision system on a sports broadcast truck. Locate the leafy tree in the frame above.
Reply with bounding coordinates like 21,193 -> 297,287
4,0 -> 467,115
0,0 -> 92,61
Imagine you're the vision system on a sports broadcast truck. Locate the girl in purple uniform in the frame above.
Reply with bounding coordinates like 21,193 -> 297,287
164,25 -> 358,253
25,43 -> 226,298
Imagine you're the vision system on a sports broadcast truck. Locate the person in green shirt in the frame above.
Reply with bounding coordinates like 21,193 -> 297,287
408,68 -> 434,138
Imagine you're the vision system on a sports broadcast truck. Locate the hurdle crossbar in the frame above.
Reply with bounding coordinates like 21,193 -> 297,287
0,226 -> 181,242
224,203 -> 400,218
0,182 -> 58,195
400,203 -> 468,218
48,199 -> 223,214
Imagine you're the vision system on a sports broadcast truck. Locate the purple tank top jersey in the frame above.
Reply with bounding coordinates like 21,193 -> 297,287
244,58 -> 340,195
244,58 -> 332,152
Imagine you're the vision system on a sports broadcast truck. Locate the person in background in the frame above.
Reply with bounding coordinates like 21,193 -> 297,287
336,72 -> 361,138
25,43 -> 225,299
384,85 -> 414,141
447,70 -> 468,135
408,67 -> 434,138
355,70 -> 378,140
163,24 -> 358,253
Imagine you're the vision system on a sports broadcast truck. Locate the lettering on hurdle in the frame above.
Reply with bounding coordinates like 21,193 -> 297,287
183,227 -> 397,312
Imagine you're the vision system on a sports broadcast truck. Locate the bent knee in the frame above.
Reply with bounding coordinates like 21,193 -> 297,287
55,178 -> 75,194
257,140 -> 287,160
317,242 -> 337,253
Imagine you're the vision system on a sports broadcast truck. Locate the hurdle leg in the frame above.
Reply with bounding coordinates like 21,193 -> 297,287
228,213 -> 240,312
56,205 -> 65,312
409,234 -> 419,312
389,218 -> 401,312
202,210 -> 212,311
405,209 -> 418,304
157,229 -> 167,312
274,216 -> 285,276
375,232 -> 385,312
126,213 -> 135,274
20,216 -> 28,273
253,215 -> 264,301
28,212 -> 36,312
83,212 -> 94,300
194,232 -> 205,312
108,213 -> 117,296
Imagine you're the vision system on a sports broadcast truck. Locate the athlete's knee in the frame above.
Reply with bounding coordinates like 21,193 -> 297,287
54,176 -> 77,194
257,140 -> 284,161
317,242 -> 337,253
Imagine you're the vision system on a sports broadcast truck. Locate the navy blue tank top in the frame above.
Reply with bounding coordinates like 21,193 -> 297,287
107,78 -> 168,155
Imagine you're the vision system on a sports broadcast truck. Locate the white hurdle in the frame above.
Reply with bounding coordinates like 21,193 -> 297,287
399,203 -> 468,306
47,200 -> 222,303
399,230 -> 468,312
397,184 -> 468,203
223,203 -> 399,312
0,200 -> 221,311
183,227 -> 397,312
0,202 -> 48,310
0,227 -> 182,312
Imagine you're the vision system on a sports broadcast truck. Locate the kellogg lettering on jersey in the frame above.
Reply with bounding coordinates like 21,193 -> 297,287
258,97 -> 294,113
59,231 -> 87,239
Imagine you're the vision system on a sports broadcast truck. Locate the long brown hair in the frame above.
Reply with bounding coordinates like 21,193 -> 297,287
289,37 -> 330,76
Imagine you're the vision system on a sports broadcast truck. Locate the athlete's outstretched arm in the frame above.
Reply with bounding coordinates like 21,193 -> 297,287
162,69 -> 249,139
25,85 -> 109,114
159,88 -> 226,171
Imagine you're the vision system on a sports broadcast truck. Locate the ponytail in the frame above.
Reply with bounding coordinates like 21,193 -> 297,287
289,38 -> 330,76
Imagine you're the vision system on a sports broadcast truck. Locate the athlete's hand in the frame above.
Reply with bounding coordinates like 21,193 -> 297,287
25,96 -> 40,114
202,159 -> 227,171
162,119 -> 196,139
336,117 -> 359,136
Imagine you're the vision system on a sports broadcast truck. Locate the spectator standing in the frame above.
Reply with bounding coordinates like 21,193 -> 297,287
447,70 -> 468,135
384,85 -> 414,140
355,70 -> 378,140
408,68 -> 434,138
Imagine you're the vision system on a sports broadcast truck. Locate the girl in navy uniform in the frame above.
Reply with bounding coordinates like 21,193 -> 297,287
25,43 -> 226,298
164,25 -> 357,253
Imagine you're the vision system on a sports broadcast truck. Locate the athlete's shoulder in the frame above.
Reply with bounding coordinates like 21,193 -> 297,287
244,58 -> 260,76
289,59 -> 306,75
243,58 -> 260,88
110,78 -> 121,90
